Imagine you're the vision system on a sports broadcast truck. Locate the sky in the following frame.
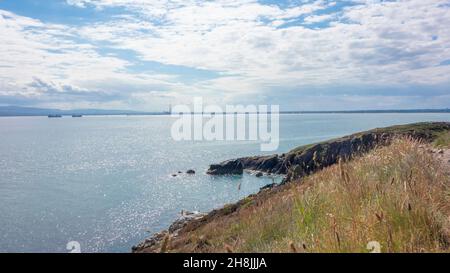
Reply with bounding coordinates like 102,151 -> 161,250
0,0 -> 449,111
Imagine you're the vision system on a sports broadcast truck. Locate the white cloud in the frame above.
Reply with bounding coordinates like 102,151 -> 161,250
1,0 -> 450,110
0,9 -> 180,109
70,0 -> 450,88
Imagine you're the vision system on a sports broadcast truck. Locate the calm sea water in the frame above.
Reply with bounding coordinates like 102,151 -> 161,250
1,113 -> 449,253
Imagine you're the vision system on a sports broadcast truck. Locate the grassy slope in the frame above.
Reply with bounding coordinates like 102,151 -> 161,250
433,131 -> 450,148
289,122 -> 450,154
167,138 -> 450,253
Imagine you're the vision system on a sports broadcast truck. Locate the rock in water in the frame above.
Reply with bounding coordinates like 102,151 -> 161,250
207,159 -> 244,175
186,169 -> 196,174
255,172 -> 264,177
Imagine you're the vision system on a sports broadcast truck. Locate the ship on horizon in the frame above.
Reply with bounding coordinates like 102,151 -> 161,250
48,114 -> 62,118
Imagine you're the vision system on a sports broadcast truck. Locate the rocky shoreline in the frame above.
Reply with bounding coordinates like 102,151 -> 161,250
132,210 -> 207,252
206,122 -> 450,183
132,122 -> 450,253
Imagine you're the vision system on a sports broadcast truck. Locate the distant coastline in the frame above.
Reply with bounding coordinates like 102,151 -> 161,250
0,106 -> 449,117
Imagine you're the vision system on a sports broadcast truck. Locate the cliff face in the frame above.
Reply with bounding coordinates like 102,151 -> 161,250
136,138 -> 450,253
133,122 -> 450,253
208,122 -> 450,182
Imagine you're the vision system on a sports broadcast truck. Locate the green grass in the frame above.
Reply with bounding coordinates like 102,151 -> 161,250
433,131 -> 450,148
289,122 -> 450,154
170,138 -> 450,253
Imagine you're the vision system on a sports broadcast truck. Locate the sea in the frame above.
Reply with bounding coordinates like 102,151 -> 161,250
0,113 -> 449,252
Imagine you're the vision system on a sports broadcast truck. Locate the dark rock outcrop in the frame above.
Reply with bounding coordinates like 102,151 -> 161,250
240,155 -> 284,174
207,159 -> 244,175
132,231 -> 167,253
186,170 -> 196,174
260,183 -> 277,191
207,122 -> 450,183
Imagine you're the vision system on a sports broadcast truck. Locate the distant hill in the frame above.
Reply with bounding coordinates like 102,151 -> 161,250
0,106 -> 166,116
0,105 -> 449,117
282,109 -> 450,114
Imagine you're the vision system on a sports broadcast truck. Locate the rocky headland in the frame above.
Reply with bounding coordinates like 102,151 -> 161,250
207,122 -> 450,183
133,122 -> 450,253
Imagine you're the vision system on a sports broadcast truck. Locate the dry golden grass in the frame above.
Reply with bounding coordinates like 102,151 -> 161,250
172,138 -> 450,253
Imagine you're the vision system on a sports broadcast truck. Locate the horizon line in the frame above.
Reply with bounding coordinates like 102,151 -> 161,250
1,105 -> 450,117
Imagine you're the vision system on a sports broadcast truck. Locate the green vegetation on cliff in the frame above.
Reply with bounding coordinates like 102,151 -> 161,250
209,122 -> 450,183
290,122 -> 450,154
143,138 -> 449,253
433,131 -> 450,148
135,123 -> 450,253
